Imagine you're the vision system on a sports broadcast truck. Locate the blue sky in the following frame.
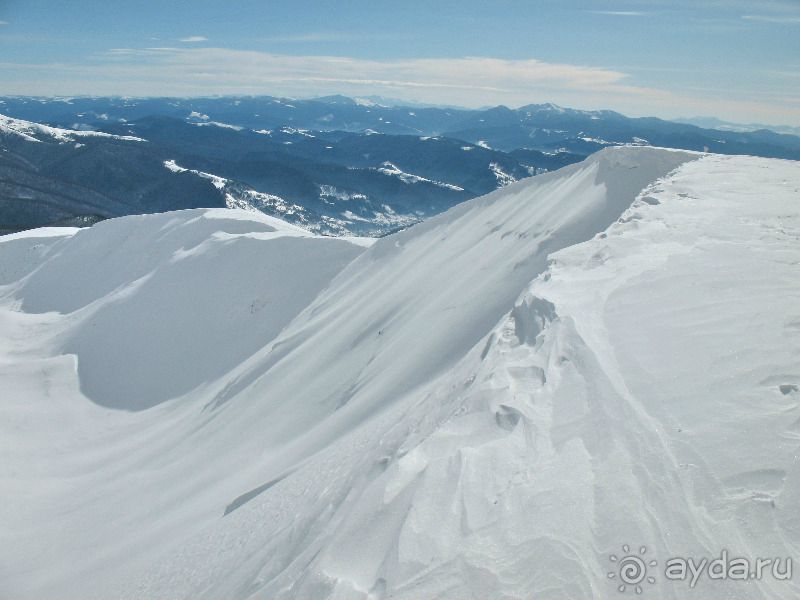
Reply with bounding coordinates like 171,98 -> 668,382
1,0 -> 799,125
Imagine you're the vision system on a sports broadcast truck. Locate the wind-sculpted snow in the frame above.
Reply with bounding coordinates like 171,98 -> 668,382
8,209 -> 367,410
1,147 -> 799,599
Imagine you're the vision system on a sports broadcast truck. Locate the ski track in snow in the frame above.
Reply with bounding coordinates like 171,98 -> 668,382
1,148 -> 799,599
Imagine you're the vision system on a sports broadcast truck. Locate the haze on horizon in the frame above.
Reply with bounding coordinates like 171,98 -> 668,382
0,0 -> 798,127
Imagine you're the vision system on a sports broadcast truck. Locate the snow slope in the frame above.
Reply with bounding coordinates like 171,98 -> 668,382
1,148 -> 799,599
0,113 -> 146,143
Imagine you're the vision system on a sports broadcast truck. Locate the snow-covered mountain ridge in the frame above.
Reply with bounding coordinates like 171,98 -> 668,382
0,111 -> 553,237
1,147 -> 798,599
0,112 -> 146,143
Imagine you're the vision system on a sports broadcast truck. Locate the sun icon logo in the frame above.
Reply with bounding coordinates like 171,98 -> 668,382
607,544 -> 657,594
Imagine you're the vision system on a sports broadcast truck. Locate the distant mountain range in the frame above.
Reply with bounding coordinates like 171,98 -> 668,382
2,95 -> 799,235
674,116 -> 800,137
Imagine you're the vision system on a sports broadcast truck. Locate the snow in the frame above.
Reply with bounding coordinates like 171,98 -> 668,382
1,148 -> 799,599
192,121 -> 244,131
162,161 -> 313,224
162,159 -> 227,188
579,135 -> 616,144
319,184 -> 368,202
375,161 -> 464,191
162,158 -> 187,173
340,208 -> 418,229
0,226 -> 80,242
354,98 -> 381,107
226,189 -> 308,221
542,102 -> 566,113
279,126 -> 314,137
489,161 -> 517,187
0,113 -> 146,143
163,160 -> 225,192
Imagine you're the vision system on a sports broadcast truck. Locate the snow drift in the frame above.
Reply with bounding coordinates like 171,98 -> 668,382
1,147 -> 799,599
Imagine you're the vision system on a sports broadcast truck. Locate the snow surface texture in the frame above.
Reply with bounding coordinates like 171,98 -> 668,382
1,147 -> 799,599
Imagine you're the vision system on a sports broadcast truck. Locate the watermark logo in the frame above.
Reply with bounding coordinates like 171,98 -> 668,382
607,544 -> 657,594
664,551 -> 792,588
607,544 -> 793,593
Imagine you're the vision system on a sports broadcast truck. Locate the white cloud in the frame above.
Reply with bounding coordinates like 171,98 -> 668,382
0,21 -> 9,26
742,15 -> 800,24
72,48 -> 658,111
0,48 -> 797,126
588,11 -> 647,17
179,36 -> 208,43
